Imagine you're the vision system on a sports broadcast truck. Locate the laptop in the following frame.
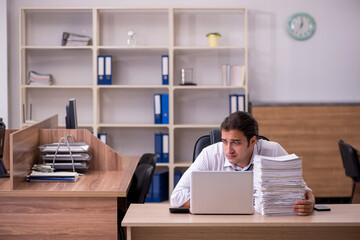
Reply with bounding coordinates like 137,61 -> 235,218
190,171 -> 253,214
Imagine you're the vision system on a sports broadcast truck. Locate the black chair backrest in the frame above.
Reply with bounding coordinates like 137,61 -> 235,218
193,129 -> 222,162
258,135 -> 270,141
338,140 -> 360,182
127,163 -> 155,205
138,153 -> 157,168
192,129 -> 270,162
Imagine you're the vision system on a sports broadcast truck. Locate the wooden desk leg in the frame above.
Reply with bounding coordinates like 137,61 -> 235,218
127,227 -> 131,240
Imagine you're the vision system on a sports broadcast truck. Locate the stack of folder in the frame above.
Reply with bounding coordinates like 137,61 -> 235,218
62,32 -> 91,46
146,168 -> 169,202
154,133 -> 169,163
153,94 -> 169,124
229,94 -> 246,114
26,170 -> 79,182
253,154 -> 305,216
97,55 -> 112,85
27,71 -> 53,85
38,142 -> 91,171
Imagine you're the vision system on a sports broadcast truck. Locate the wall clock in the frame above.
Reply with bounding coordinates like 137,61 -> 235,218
287,13 -> 316,40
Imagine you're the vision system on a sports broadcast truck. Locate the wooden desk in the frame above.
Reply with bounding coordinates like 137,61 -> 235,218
0,116 -> 139,240
123,203 -> 360,240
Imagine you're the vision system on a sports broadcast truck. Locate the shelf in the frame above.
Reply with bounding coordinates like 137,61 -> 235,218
98,123 -> 169,128
98,46 -> 169,50
22,85 -> 94,89
174,46 -> 245,50
173,85 -> 245,90
174,163 -> 191,168
174,124 -> 220,129
22,46 -> 93,50
20,7 -> 248,199
98,85 -> 169,89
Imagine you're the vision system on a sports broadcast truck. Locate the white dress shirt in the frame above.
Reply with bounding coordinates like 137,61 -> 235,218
170,139 -> 311,207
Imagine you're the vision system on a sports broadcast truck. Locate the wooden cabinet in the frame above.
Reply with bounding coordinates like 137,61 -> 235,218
20,7 -> 248,197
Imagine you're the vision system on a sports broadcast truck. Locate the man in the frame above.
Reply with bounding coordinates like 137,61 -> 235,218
170,111 -> 315,216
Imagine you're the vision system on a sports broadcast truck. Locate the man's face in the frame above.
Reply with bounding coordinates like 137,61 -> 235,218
221,129 -> 256,168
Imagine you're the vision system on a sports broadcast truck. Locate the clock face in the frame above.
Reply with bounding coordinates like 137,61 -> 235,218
287,13 -> 316,40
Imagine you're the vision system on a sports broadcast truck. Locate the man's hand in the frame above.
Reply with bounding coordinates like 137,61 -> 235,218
181,200 -> 190,208
293,190 -> 315,216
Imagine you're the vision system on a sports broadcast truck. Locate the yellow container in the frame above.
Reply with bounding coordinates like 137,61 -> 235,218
206,33 -> 221,47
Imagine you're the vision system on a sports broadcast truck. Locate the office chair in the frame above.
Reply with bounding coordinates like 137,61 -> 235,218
127,163 -> 155,205
338,140 -> 360,203
192,129 -> 269,162
119,156 -> 156,239
137,153 -> 157,168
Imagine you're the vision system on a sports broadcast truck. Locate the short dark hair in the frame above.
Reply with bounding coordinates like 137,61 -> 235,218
220,111 -> 259,144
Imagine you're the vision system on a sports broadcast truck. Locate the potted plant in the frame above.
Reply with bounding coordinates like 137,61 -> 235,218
206,32 -> 221,47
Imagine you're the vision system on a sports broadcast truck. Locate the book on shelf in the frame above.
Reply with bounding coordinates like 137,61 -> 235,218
232,65 -> 246,87
27,71 -> 53,85
222,65 -> 245,86
62,32 -> 91,46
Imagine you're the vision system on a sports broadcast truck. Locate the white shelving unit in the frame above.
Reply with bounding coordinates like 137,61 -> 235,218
19,7 -> 248,198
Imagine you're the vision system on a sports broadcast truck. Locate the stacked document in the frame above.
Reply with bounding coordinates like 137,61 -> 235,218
253,154 -> 305,216
26,171 -> 79,182
39,143 -> 91,171
62,32 -> 91,46
27,71 -> 53,85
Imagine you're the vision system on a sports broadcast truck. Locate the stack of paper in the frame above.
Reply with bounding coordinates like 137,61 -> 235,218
253,154 -> 305,216
27,71 -> 53,85
39,143 -> 91,171
26,171 -> 79,182
62,32 -> 91,46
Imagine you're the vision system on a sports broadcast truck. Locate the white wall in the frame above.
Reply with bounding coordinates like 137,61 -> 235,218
0,0 -> 8,125
6,0 -> 360,128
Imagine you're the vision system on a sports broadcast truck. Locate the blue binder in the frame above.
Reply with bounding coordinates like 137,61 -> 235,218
97,56 -> 105,85
152,169 -> 169,202
154,133 -> 163,163
162,133 -> 169,163
154,94 -> 162,124
98,133 -> 107,144
229,94 -> 238,114
161,55 -> 169,85
174,172 -> 183,188
98,55 -> 112,85
161,94 -> 169,124
104,55 -> 112,85
237,94 -> 246,112
146,183 -> 153,202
